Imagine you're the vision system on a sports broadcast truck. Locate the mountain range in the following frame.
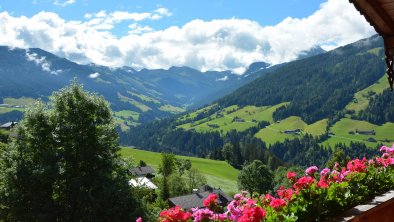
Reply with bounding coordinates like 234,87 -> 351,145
0,43 -> 324,129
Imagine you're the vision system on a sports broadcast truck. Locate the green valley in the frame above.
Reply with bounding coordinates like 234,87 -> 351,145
120,147 -> 239,193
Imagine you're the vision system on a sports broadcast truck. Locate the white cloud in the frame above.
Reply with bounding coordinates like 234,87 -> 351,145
216,76 -> 229,81
0,0 -> 376,74
25,50 -> 62,75
83,8 -> 172,31
88,72 -> 100,78
54,0 -> 76,7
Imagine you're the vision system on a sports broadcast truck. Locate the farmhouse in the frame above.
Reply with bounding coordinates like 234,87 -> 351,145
129,166 -> 155,179
356,129 -> 376,135
168,185 -> 232,210
207,123 -> 219,128
281,129 -> 301,135
232,117 -> 245,122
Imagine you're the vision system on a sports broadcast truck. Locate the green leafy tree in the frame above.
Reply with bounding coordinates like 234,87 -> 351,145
186,167 -> 207,192
168,174 -> 188,197
238,160 -> 273,195
326,148 -> 350,168
158,153 -> 176,200
175,159 -> 191,176
0,82 -> 140,221
158,153 -> 176,177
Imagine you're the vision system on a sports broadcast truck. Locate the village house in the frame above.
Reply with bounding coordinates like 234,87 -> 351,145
168,185 -> 233,210
129,166 -> 155,179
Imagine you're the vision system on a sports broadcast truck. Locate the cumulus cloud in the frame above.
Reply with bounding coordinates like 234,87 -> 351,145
25,50 -> 63,75
88,72 -> 100,78
0,0 -> 375,74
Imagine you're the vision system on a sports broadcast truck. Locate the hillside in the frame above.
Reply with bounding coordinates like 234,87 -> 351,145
122,35 -> 394,157
217,35 -> 386,123
0,47 -> 277,129
120,147 -> 239,193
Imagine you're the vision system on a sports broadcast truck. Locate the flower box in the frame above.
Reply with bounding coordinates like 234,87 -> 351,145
332,190 -> 394,222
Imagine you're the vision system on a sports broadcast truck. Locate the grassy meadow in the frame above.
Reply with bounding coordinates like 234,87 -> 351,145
120,147 -> 239,193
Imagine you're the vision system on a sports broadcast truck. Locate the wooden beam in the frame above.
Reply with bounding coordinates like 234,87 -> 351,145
366,0 -> 394,33
349,0 -> 387,35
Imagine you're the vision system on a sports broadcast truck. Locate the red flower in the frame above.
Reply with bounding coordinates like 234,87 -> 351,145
293,176 -> 315,191
203,193 -> 218,208
287,171 -> 297,182
347,159 -> 366,172
269,198 -> 287,209
238,206 -> 266,222
317,178 -> 329,188
277,186 -> 294,201
159,206 -> 192,222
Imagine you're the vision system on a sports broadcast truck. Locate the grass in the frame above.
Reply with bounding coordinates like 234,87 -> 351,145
305,119 -> 328,135
346,74 -> 389,113
114,110 -> 140,121
3,97 -> 36,106
159,105 -> 186,114
113,117 -> 139,132
178,104 -> 220,122
0,107 -> 25,114
120,147 -> 239,193
321,118 -> 394,148
117,93 -> 151,112
128,91 -> 161,104
255,116 -> 306,145
178,103 -> 288,134
255,116 -> 328,146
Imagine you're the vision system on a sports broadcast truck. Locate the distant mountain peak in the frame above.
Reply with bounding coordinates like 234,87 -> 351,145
297,45 -> 326,60
244,62 -> 271,75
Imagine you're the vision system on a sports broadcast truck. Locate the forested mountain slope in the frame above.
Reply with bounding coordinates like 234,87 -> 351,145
122,35 -> 392,162
217,35 -> 385,123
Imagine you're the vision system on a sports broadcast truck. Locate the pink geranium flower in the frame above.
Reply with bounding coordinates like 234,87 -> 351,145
306,166 -> 318,176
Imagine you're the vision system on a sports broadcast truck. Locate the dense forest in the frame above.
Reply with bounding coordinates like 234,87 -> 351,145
357,88 -> 394,124
218,35 -> 385,123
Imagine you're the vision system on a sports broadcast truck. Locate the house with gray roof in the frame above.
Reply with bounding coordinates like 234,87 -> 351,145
168,185 -> 233,210
129,166 -> 155,179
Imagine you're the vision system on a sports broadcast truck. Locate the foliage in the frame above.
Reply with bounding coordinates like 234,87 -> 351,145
151,144 -> 394,222
157,153 -> 207,200
238,160 -> 274,195
0,82 -> 140,221
357,89 -> 394,124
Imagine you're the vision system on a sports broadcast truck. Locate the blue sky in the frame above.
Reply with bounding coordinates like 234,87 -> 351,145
0,0 -> 375,74
1,0 -> 326,31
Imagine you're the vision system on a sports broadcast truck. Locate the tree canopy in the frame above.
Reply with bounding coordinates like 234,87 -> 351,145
0,82 -> 140,221
238,160 -> 274,195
